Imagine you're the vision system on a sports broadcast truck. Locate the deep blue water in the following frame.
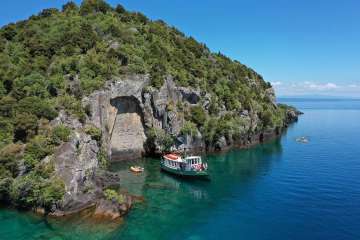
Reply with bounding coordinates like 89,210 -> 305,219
1,99 -> 360,240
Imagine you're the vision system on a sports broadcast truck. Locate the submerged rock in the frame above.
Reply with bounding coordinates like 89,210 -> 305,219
93,197 -> 132,220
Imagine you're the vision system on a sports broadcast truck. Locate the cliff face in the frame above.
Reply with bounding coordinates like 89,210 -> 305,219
80,75 -> 299,161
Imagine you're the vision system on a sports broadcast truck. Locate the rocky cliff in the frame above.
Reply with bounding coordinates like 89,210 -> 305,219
83,75 -> 300,161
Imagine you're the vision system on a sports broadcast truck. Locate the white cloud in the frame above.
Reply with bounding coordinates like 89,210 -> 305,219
270,81 -> 282,86
307,82 -> 338,90
272,81 -> 360,97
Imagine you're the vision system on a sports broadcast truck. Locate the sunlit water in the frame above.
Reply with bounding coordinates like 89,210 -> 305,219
1,99 -> 360,240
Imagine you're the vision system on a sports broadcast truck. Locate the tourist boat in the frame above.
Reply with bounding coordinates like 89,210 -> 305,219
130,166 -> 144,173
161,153 -> 209,179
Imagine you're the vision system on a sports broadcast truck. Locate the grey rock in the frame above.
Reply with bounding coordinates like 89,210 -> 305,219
215,136 -> 227,151
178,87 -> 201,104
265,87 -> 277,107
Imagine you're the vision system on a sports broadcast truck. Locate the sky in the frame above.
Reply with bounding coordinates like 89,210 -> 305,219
1,0 -> 360,97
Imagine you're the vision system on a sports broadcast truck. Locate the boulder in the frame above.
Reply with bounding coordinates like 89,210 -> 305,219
93,197 -> 132,220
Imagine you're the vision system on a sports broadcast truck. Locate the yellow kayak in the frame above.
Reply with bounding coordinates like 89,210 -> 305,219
130,166 -> 144,173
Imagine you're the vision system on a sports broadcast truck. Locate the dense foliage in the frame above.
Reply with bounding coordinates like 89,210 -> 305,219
0,0 -> 289,208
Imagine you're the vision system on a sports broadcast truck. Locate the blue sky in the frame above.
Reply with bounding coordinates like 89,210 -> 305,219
1,0 -> 360,97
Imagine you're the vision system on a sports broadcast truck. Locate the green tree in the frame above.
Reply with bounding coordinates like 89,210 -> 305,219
12,73 -> 49,99
0,96 -> 16,117
80,0 -> 112,16
0,117 -> 14,147
62,1 -> 79,13
51,125 -> 71,144
190,106 -> 207,126
13,113 -> 38,142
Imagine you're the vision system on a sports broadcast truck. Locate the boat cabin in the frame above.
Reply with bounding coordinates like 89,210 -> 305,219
162,154 -> 207,172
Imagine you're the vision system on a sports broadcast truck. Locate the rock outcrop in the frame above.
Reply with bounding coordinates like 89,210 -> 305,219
49,111 -> 131,218
82,75 -> 301,160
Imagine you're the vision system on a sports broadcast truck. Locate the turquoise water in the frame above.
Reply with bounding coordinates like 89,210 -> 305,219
1,99 -> 360,240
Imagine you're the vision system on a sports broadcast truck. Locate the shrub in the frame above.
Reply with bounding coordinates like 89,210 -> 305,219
12,73 -> 49,99
80,0 -> 112,16
13,113 -> 38,142
261,110 -> 273,128
0,96 -> 16,117
51,125 -> 71,144
115,4 -> 126,14
16,97 -> 58,120
0,166 -> 13,201
0,117 -> 14,147
56,95 -> 87,122
24,135 -> 54,168
190,106 -> 207,126
150,64 -> 166,89
0,143 -> 23,176
10,174 -> 40,208
38,177 -> 65,210
10,173 -> 64,210
180,121 -> 198,136
85,125 -> 102,142
97,148 -> 108,169
104,189 -> 125,204
62,1 -> 78,13
145,128 -> 174,153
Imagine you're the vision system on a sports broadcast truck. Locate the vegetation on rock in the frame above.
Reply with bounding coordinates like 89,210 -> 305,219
104,189 -> 125,204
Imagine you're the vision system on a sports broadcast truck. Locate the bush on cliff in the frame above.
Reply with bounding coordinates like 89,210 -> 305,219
145,128 -> 174,153
104,189 -> 125,204
10,173 -> 64,210
51,125 -> 72,144
85,125 -> 102,142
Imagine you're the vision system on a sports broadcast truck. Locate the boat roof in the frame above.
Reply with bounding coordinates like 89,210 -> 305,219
163,154 -> 202,162
163,154 -> 182,162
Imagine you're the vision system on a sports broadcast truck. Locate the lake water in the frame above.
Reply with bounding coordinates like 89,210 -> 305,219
1,99 -> 360,240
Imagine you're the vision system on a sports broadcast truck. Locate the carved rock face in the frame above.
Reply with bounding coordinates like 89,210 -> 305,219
110,97 -> 146,161
84,76 -> 200,161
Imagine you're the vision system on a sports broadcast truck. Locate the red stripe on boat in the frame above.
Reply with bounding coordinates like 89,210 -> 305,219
164,154 -> 179,160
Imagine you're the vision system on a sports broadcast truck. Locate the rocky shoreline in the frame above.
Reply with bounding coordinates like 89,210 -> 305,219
0,74 -> 302,221
32,75 -> 301,222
